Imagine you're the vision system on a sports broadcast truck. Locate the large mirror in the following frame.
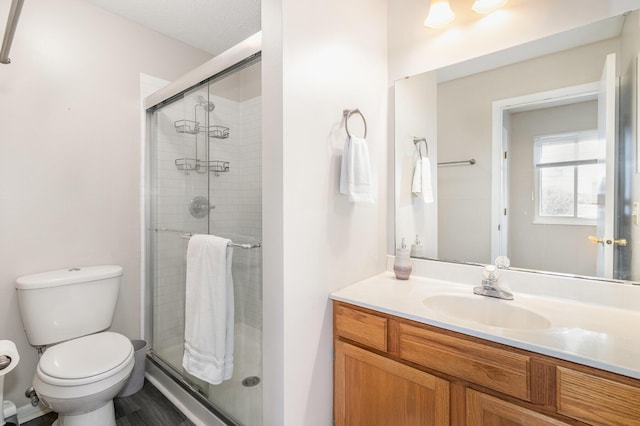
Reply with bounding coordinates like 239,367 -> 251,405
395,10 -> 639,283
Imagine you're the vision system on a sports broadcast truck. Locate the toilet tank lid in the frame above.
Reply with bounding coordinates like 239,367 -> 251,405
16,265 -> 123,290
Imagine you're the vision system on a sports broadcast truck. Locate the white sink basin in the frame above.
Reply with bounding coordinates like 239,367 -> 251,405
423,294 -> 552,330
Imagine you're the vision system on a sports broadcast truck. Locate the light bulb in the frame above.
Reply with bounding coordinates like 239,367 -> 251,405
472,0 -> 508,14
424,0 -> 455,29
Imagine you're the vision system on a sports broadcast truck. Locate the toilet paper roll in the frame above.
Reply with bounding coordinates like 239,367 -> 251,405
0,340 -> 19,376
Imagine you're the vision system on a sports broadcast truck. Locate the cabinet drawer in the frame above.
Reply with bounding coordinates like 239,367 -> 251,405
467,389 -> 569,425
398,323 -> 531,401
334,304 -> 387,352
557,367 -> 640,425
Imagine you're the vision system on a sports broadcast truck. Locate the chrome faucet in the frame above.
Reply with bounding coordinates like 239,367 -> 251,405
473,257 -> 513,300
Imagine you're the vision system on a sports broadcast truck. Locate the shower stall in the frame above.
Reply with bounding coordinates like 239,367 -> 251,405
145,55 -> 262,426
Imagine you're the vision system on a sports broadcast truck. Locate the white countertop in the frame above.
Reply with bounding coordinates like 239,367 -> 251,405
331,271 -> 640,380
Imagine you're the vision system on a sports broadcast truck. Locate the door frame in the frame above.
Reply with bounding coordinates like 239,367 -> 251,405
490,82 -> 600,261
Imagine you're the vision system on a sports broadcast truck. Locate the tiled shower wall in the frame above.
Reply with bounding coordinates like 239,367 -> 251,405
152,92 -> 262,355
209,95 -> 263,330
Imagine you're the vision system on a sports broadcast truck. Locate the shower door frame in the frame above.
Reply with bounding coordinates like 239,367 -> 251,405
142,34 -> 262,426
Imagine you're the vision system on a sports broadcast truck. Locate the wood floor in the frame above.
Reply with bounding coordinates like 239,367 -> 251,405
20,380 -> 194,426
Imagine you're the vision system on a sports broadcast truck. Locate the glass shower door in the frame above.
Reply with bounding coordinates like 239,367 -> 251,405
148,56 -> 262,426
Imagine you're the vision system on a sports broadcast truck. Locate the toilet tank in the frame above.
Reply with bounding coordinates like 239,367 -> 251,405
16,265 -> 123,346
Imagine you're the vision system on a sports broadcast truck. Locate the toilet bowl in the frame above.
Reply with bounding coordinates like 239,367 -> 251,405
16,265 -> 133,426
34,332 -> 134,426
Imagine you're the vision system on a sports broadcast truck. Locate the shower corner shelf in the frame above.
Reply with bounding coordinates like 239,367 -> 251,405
173,120 -> 230,140
174,158 -> 229,175
174,120 -> 200,134
175,158 -> 198,172
201,160 -> 230,175
208,125 -> 230,139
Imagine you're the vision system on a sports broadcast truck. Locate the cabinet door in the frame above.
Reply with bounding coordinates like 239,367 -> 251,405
335,340 -> 449,426
467,389 -> 569,426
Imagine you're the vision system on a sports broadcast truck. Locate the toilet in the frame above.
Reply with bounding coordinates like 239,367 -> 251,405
16,265 -> 134,426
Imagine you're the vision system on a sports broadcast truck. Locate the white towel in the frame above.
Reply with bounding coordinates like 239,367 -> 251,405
412,157 -> 434,203
340,135 -> 374,203
183,234 -> 234,385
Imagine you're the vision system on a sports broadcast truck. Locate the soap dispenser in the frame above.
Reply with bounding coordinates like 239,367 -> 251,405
394,237 -> 412,280
410,234 -> 423,257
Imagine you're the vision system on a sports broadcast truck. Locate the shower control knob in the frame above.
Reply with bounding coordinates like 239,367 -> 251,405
189,196 -> 214,219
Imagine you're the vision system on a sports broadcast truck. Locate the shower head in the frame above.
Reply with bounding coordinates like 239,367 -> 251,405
196,95 -> 215,112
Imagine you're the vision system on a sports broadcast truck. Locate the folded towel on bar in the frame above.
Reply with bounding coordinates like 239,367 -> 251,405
412,157 -> 434,203
183,234 -> 234,385
340,135 -> 374,203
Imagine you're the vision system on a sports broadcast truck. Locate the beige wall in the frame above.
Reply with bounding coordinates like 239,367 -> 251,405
0,0 -> 211,414
509,102 -> 599,275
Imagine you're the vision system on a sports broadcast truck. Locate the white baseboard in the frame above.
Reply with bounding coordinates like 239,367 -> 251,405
17,403 -> 50,424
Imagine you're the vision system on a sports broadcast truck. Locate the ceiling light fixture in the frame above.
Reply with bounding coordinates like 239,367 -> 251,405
424,0 -> 456,29
424,0 -> 508,29
472,0 -> 508,15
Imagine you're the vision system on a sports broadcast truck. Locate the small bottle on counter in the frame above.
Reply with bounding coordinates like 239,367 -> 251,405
394,237 -> 412,280
410,234 -> 423,258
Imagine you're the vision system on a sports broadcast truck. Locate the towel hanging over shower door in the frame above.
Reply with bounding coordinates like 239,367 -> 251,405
183,234 -> 235,385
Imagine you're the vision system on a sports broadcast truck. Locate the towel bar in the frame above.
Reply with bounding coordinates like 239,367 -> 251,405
154,228 -> 261,249
437,159 -> 476,166
343,109 -> 367,138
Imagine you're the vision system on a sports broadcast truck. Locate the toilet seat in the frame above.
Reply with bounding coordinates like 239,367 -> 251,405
37,332 -> 134,387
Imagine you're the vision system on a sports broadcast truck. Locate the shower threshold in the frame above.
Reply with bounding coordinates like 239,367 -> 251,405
146,353 -> 242,426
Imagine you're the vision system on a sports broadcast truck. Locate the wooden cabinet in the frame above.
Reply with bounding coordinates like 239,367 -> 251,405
334,340 -> 450,426
333,301 -> 640,426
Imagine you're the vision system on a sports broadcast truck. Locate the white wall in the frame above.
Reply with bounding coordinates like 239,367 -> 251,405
262,0 -> 388,424
261,0 -> 285,423
0,0 -> 211,415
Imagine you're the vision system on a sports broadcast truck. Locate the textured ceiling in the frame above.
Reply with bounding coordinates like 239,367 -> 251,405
84,0 -> 261,56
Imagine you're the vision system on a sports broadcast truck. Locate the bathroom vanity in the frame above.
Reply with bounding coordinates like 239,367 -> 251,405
331,267 -> 640,426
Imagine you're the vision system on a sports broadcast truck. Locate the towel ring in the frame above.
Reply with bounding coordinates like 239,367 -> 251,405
343,109 -> 367,138
413,137 -> 428,158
